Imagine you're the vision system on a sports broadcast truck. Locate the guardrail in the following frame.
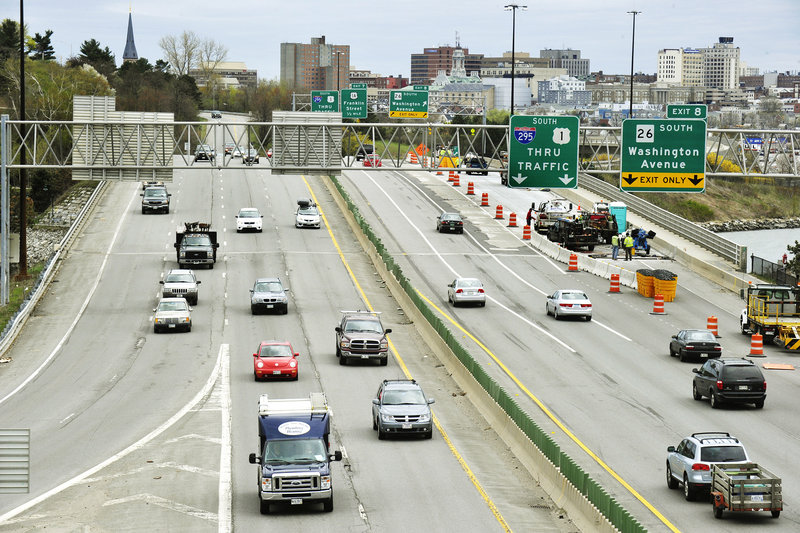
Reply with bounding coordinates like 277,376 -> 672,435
578,173 -> 747,269
0,181 -> 106,352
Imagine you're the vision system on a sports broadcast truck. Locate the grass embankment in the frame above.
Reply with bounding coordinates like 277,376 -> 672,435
0,263 -> 45,332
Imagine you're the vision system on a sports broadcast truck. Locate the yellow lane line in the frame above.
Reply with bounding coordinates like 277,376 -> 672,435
302,175 -> 512,532
415,289 -> 681,533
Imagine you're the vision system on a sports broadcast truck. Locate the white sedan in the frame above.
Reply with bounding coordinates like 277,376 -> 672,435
235,207 -> 263,232
545,289 -> 592,321
295,200 -> 321,228
447,278 -> 486,307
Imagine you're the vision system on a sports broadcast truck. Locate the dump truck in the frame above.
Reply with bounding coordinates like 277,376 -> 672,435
546,217 -> 603,251
711,462 -> 782,519
740,283 -> 800,348
248,393 -> 343,514
175,222 -> 218,269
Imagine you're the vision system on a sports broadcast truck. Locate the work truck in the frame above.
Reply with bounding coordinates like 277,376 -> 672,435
546,217 -> 603,251
175,222 -> 218,269
740,283 -> 800,349
533,198 -> 579,234
248,393 -> 342,514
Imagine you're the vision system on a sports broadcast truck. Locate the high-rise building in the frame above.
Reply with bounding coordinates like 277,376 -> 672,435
280,36 -> 350,91
702,37 -> 740,90
539,49 -> 590,78
122,10 -> 138,63
410,46 -> 484,85
657,48 -> 703,87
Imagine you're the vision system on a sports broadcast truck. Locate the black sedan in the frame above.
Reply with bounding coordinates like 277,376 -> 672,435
464,156 -> 489,175
669,329 -> 722,362
436,213 -> 464,234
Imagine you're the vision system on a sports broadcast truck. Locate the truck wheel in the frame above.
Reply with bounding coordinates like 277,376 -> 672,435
208,263 -> 214,270
323,497 -> 333,512
771,510 -> 780,518
754,399 -> 765,409
141,207 -> 146,214
380,356 -> 388,366
251,305 -> 258,315
339,354 -> 347,366
741,320 -> 748,335
378,426 -> 385,440
588,245 -> 595,251
259,500 -> 271,515
282,305 -> 288,315
424,430 -> 433,439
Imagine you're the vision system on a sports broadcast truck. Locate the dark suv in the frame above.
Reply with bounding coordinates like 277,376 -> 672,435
140,185 -> 171,214
335,311 -> 391,366
372,380 -> 434,439
692,358 -> 766,409
355,144 -> 374,161
463,156 -> 488,175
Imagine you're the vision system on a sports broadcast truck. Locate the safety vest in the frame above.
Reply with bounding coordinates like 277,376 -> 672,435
624,236 -> 634,248
611,235 -> 619,247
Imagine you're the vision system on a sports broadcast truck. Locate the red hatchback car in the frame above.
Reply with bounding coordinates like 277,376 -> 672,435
253,341 -> 299,381
363,154 -> 382,167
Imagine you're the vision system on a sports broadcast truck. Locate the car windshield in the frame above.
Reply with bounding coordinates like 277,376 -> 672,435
259,344 -> 293,358
382,389 -> 426,405
264,439 -> 326,464
561,292 -> 588,300
165,274 -> 194,283
255,282 -> 283,293
144,189 -> 167,198
197,145 -> 212,152
298,207 -> 319,215
457,279 -> 482,288
686,331 -> 715,341
183,236 -> 210,245
158,301 -> 187,312
700,445 -> 747,462
239,209 -> 259,218
344,319 -> 382,334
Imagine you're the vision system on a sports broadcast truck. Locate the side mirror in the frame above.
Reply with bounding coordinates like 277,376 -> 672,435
235,215 -> 239,219
249,453 -> 259,464
428,398 -> 435,404
671,335 -> 677,340
335,326 -> 342,333
196,280 -> 201,284
139,193 -> 144,197
332,450 -> 343,462
667,446 -> 675,453
249,289 -> 254,294
159,281 -> 165,285
294,352 -> 300,357
253,353 -> 258,357
152,308 -> 157,312
372,399 -> 380,405
692,368 -> 700,374
384,328 -> 392,334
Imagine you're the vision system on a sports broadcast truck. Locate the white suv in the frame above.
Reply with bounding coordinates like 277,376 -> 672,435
666,432 -> 749,501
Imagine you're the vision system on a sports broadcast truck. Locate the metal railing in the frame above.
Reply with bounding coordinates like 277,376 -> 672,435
751,255 -> 798,285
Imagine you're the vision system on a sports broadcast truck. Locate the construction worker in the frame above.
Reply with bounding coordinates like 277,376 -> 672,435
623,233 -> 634,261
611,233 -> 620,260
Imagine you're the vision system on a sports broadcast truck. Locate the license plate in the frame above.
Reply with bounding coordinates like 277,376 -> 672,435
361,354 -> 369,358
738,385 -> 749,390
266,304 -> 273,309
402,423 -> 412,429
700,353 -> 708,358
290,498 -> 303,505
750,494 -> 764,502
272,370 -> 281,375
168,324 -> 176,328
572,304 -> 580,308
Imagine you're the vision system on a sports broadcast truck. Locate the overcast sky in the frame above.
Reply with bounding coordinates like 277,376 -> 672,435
11,0 -> 800,81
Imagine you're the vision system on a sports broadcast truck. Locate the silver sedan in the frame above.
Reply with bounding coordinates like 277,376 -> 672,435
447,278 -> 486,307
545,289 -> 592,321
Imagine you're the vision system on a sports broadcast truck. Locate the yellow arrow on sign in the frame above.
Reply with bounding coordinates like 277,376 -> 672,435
621,172 -> 704,189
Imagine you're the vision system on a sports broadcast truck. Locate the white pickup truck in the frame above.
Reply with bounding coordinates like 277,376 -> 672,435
532,198 -> 580,234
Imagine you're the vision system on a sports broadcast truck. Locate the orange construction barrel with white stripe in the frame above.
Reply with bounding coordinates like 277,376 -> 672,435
650,294 -> 666,315
448,170 -> 456,182
452,175 -> 460,186
522,225 -> 531,240
481,193 -> 489,207
495,205 -> 504,219
508,213 -> 517,227
568,253 -> 578,272
749,333 -> 764,356
707,316 -> 719,337
609,274 -> 621,293
466,182 -> 475,195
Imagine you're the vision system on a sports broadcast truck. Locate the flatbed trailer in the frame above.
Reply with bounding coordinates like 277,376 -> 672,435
741,284 -> 800,347
711,462 -> 782,519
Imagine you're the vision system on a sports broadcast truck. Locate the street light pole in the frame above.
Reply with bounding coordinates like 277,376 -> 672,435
504,4 -> 527,117
628,10 -> 641,119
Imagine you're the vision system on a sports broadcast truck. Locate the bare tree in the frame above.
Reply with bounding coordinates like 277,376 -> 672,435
158,30 -> 199,76
198,38 -> 227,78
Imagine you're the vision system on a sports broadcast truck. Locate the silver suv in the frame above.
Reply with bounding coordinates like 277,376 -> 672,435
372,380 -> 434,439
666,432 -> 749,501
160,269 -> 200,305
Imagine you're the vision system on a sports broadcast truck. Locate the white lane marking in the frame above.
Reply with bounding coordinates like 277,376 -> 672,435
224,318 -> 228,326
165,434 -> 222,445
339,444 -> 348,459
0,185 -> 139,408
358,503 -> 367,521
0,344 -> 228,523
102,493 -> 218,522
59,413 -> 75,425
219,344 -> 232,533
358,171 -> 574,351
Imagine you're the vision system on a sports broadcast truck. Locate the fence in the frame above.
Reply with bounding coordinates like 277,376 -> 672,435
751,254 -> 798,286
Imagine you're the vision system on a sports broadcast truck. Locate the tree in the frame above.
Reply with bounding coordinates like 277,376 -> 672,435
67,38 -> 116,78
158,30 -> 199,76
786,241 -> 800,280
197,38 -> 228,108
28,29 -> 55,60
0,18 -> 25,62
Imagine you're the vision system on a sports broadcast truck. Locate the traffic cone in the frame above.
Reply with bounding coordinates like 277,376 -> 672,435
480,193 -> 489,207
452,175 -> 460,186
609,273 -> 621,293
495,205 -> 504,219
436,169 -> 443,176
707,316 -> 719,337
650,294 -> 666,315
466,182 -> 475,195
508,213 -> 517,227
448,170 -> 456,182
749,334 -> 764,357
522,225 -> 531,240
568,253 -> 578,272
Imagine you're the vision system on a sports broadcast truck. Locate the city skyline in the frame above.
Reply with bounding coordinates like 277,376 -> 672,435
14,0 -> 800,82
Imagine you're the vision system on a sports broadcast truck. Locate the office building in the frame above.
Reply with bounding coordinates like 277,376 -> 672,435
702,37 -> 740,90
537,75 -> 592,106
539,49 -> 590,78
280,36 -> 350,91
190,62 -> 257,89
657,48 -> 703,87
410,46 -> 484,85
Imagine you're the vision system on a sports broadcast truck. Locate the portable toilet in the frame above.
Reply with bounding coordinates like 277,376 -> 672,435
608,202 -> 627,234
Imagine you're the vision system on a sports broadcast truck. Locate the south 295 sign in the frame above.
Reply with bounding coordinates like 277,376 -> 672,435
507,116 -> 579,189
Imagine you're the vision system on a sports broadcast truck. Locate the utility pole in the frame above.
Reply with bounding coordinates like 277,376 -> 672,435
628,10 -> 641,119
18,0 -> 28,278
504,4 -> 527,117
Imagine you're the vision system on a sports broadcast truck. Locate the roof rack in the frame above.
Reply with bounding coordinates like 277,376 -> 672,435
692,432 -> 738,443
383,379 -> 416,385
258,392 -> 329,417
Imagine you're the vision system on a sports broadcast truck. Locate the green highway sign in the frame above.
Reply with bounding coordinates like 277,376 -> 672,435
412,85 -> 429,91
620,119 -> 707,192
666,104 -> 707,120
389,90 -> 428,118
350,83 -> 368,89
507,115 -> 579,188
341,88 -> 368,119
311,90 -> 339,112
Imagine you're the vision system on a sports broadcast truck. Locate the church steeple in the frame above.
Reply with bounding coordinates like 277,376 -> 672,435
122,8 -> 138,63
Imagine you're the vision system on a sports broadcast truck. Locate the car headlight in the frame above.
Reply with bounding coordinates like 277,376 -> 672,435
256,361 -> 264,368
279,297 -> 287,303
418,413 -> 430,423
381,413 -> 394,423
182,317 -> 190,323
289,361 -> 296,368
154,318 -> 163,324
261,477 -> 272,492
380,339 -> 388,349
179,251 -> 186,258
339,340 -> 350,348
321,476 -> 331,490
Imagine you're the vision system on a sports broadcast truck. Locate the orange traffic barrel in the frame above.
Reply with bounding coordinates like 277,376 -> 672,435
568,253 -> 578,272
436,170 -> 443,175
508,213 -> 517,227
480,193 -> 489,207
522,225 -> 531,240
650,294 -> 666,315
452,175 -> 460,186
707,316 -> 719,337
749,333 -> 764,356
466,182 -> 475,195
448,170 -> 456,182
495,205 -> 504,219
609,274 -> 621,293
